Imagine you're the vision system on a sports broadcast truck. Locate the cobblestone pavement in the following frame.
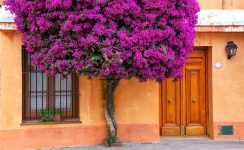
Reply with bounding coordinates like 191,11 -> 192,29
47,138 -> 244,150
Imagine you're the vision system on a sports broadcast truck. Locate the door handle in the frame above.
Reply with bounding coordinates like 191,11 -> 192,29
167,99 -> 173,103
192,98 -> 197,103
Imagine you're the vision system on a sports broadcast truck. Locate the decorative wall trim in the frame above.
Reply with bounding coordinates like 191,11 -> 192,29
0,22 -> 16,30
196,26 -> 244,32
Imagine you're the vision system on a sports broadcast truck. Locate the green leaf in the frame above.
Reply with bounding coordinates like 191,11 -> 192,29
94,72 -> 99,77
126,76 -> 132,80
91,56 -> 101,61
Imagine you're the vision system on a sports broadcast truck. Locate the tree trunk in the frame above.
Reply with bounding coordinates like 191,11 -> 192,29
104,79 -> 120,145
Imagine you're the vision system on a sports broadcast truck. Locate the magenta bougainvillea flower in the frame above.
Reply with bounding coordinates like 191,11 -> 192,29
5,0 -> 200,81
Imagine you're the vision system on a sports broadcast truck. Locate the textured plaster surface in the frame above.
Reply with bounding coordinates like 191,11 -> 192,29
195,32 -> 244,123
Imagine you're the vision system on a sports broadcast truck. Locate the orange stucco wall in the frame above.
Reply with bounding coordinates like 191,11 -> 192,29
1,30 -> 244,149
195,32 -> 244,140
0,31 -> 22,129
0,1 -> 244,149
195,32 -> 244,122
0,31 -> 160,149
79,77 -> 159,125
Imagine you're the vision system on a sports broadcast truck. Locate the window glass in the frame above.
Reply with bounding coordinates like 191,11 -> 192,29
22,49 -> 79,122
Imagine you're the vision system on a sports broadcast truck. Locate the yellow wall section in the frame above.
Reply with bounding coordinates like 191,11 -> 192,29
79,77 -> 159,125
195,32 -> 244,122
0,31 -> 22,129
115,79 -> 159,124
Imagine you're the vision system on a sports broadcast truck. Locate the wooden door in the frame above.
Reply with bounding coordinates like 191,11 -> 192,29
160,49 -> 206,136
183,50 -> 206,135
161,78 -> 181,135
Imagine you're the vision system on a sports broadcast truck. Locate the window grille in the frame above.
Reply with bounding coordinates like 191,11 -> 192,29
22,48 -> 79,122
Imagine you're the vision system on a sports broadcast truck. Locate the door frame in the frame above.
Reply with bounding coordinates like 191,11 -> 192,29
159,46 -> 212,137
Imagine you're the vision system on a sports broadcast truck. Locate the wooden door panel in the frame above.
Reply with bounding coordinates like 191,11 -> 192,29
186,126 -> 205,135
161,78 -> 181,135
160,49 -> 207,136
186,69 -> 201,124
184,51 -> 206,136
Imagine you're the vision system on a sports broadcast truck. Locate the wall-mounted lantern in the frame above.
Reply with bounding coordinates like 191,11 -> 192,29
226,41 -> 238,59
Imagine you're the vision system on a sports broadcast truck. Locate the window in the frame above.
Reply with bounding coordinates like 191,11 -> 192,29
22,48 -> 79,122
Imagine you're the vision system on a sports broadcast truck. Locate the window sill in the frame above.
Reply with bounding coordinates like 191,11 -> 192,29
21,119 -> 82,126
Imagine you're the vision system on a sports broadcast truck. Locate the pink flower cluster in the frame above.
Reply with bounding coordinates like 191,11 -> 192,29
5,0 -> 199,81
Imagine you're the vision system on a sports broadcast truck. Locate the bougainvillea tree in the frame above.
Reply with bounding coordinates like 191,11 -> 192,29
5,0 -> 199,145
